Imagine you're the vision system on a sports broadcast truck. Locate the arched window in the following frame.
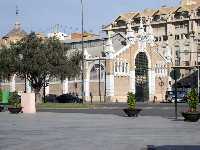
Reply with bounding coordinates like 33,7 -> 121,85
155,64 -> 158,73
90,64 -> 105,80
122,62 -> 125,73
115,61 -> 118,72
157,64 -> 160,74
118,61 -> 121,72
125,62 -> 129,73
116,20 -> 126,26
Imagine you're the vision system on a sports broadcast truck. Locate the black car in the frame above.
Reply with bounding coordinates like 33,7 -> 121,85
56,94 -> 83,103
45,94 -> 57,103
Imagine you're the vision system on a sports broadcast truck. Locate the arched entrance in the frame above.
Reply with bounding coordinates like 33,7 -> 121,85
89,62 -> 105,102
135,52 -> 149,102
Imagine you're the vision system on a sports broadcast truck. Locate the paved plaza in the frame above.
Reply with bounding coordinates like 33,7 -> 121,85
0,110 -> 200,150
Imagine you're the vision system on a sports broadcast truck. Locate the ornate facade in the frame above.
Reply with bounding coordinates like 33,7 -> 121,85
1,0 -> 200,102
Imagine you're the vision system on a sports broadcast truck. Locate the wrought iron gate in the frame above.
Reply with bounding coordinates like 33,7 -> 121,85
135,52 -> 149,102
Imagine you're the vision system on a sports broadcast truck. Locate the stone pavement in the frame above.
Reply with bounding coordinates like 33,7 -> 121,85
0,112 -> 200,150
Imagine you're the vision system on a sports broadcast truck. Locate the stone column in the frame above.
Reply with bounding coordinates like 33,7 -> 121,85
45,84 -> 49,95
62,78 -> 68,94
105,54 -> 115,102
190,35 -> 196,66
105,32 -> 115,102
84,62 -> 90,101
10,74 -> 16,92
26,80 -> 32,93
105,55 -> 115,102
129,69 -> 135,94
149,69 -> 156,102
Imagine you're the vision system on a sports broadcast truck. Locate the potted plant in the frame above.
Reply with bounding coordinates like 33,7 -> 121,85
123,92 -> 142,117
182,88 -> 200,122
8,92 -> 22,114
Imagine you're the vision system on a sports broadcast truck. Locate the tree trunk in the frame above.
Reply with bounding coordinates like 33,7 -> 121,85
34,89 -> 42,104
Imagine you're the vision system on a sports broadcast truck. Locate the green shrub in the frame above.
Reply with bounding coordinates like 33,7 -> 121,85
127,92 -> 136,110
8,92 -> 21,108
187,88 -> 198,112
0,90 -> 2,102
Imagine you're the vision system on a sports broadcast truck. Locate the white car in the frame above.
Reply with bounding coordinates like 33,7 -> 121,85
166,91 -> 187,103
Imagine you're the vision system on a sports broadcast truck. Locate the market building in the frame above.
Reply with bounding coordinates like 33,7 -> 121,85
1,0 -> 200,102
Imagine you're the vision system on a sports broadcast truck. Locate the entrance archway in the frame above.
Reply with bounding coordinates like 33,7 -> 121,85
135,52 -> 149,101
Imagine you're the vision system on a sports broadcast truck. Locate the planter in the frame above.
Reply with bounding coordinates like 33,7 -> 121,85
123,108 -> 142,117
8,107 -> 22,114
182,112 -> 200,122
21,93 -> 36,114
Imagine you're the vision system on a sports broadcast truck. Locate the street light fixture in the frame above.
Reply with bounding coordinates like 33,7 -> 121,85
81,0 -> 85,102
19,54 -> 27,93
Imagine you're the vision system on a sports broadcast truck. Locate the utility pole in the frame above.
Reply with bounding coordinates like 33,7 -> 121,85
197,51 -> 200,102
98,58 -> 101,103
81,0 -> 85,102
103,40 -> 107,103
174,69 -> 178,120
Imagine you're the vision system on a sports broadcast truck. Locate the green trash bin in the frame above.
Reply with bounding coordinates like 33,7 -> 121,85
2,90 -> 9,104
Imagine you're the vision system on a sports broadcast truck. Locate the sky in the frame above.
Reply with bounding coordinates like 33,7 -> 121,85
0,0 -> 180,37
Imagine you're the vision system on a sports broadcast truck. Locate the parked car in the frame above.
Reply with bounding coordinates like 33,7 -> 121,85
166,91 -> 187,103
45,94 -> 57,103
56,94 -> 83,103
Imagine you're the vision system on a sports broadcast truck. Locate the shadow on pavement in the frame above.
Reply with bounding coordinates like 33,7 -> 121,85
167,117 -> 185,121
38,108 -> 126,117
146,145 -> 200,150
38,108 -> 181,118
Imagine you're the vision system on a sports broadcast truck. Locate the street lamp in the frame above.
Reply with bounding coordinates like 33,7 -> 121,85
95,61 -> 102,103
80,0 -> 85,102
19,54 -> 27,93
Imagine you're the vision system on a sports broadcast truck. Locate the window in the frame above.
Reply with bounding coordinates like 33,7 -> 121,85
119,61 -> 121,72
155,64 -> 157,73
175,25 -> 179,29
122,62 -> 125,73
175,59 -> 180,66
184,50 -> 189,55
175,50 -> 180,58
175,35 -> 180,40
125,63 -> 128,73
185,34 -> 189,39
155,37 -> 158,42
117,20 -> 126,26
181,34 -> 184,39
90,64 -> 105,80
197,20 -> 200,26
197,10 -> 200,16
72,43 -> 76,49
115,62 -> 118,72
163,35 -> 168,41
184,61 -> 189,66
153,15 -> 160,22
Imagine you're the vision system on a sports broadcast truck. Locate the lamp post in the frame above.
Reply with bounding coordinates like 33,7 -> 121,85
81,0 -> 85,102
95,59 -> 102,103
19,54 -> 26,93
